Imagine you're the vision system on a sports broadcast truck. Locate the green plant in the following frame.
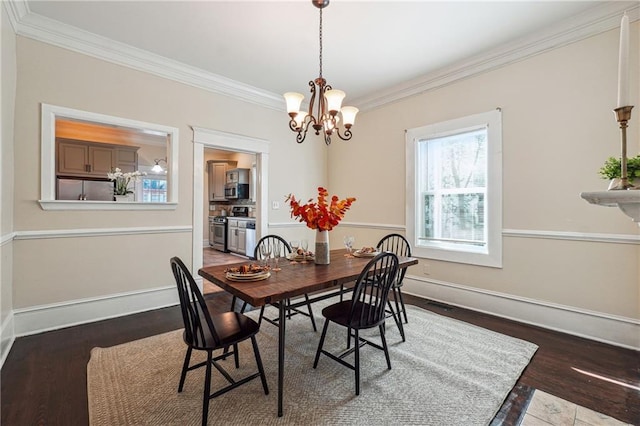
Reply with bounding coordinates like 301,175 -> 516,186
598,155 -> 640,182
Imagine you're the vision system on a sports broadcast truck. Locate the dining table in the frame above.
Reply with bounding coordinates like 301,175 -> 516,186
198,248 -> 419,417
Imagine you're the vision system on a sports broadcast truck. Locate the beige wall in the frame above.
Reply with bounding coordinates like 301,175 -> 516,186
329,23 -> 640,319
11,35 -> 325,309
1,3 -> 17,346
4,11 -> 638,343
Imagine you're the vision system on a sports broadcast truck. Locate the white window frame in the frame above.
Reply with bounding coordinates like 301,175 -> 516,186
39,103 -> 179,210
406,109 -> 502,268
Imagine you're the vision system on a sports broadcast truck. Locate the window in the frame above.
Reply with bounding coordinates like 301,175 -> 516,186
141,177 -> 168,202
39,103 -> 179,210
406,110 -> 502,267
136,164 -> 168,203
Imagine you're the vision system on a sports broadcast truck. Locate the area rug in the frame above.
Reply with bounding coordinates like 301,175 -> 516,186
87,298 -> 538,425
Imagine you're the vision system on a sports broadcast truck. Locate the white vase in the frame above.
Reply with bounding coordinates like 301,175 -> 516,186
608,178 -> 622,190
114,194 -> 134,202
315,229 -> 330,265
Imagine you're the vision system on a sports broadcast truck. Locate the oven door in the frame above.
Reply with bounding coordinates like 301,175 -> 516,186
212,221 -> 227,251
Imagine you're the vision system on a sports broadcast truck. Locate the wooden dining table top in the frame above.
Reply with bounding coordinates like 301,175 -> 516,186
198,248 -> 419,307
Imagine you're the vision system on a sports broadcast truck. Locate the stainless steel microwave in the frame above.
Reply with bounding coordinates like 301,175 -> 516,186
224,183 -> 249,199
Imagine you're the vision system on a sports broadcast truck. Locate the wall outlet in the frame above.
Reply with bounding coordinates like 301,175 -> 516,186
422,263 -> 430,275
272,201 -> 280,210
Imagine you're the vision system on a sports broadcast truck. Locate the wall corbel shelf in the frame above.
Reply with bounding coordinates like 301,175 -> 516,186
580,191 -> 640,224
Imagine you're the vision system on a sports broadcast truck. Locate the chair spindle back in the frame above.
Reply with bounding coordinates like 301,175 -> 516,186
170,257 -> 220,347
349,252 -> 399,328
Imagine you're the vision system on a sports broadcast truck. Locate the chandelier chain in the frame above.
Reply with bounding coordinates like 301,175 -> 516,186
319,7 -> 323,79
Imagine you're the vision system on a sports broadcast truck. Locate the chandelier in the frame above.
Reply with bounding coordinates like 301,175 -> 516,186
283,0 -> 358,146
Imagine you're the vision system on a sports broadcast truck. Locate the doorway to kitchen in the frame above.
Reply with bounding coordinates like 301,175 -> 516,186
202,147 -> 257,294
191,127 -> 270,295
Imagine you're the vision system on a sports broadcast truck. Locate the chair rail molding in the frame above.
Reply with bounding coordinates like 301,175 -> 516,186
1,232 -> 16,246
13,225 -> 192,240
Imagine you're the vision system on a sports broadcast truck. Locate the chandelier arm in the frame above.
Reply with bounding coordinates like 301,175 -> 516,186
308,80 -> 317,117
335,127 -> 353,141
324,132 -> 332,146
296,130 -> 307,144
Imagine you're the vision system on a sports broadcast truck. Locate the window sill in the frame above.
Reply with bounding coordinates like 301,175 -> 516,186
38,200 -> 178,211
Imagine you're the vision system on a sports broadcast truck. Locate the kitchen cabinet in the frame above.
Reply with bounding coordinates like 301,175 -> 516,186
227,219 -> 239,253
227,218 -> 254,256
57,139 -> 139,177
226,168 -> 250,184
207,160 -> 236,201
115,146 -> 140,173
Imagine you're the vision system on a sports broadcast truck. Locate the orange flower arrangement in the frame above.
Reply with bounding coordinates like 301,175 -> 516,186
286,187 -> 356,231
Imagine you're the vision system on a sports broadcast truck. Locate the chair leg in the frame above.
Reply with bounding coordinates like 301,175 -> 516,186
354,329 -> 360,396
230,296 -> 237,312
202,351 -> 213,426
397,287 -> 408,323
387,299 -> 405,342
346,327 -> 352,349
178,346 -> 192,392
233,343 -> 239,368
250,335 -> 270,395
313,320 -> 330,368
379,324 -> 392,370
304,294 -> 317,331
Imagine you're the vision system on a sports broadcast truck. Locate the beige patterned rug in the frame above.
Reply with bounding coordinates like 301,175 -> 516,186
87,298 -> 538,425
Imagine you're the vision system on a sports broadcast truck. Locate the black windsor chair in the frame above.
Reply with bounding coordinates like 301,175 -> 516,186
376,233 -> 411,342
313,252 -> 400,395
170,257 -> 269,426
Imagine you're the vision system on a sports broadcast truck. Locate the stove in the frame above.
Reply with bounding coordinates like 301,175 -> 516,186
209,215 -> 228,252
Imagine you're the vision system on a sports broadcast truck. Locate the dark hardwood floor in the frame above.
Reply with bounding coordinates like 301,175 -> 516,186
2,290 -> 638,425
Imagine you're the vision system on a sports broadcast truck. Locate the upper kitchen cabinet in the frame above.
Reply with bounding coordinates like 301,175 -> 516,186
56,139 -> 139,177
207,160 -> 237,201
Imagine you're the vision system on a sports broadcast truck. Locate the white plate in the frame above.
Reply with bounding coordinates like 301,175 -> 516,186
226,271 -> 271,282
287,253 -> 314,261
353,250 -> 380,258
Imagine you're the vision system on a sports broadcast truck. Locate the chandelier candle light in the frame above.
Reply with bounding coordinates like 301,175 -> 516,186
612,12 -> 636,191
283,0 -> 359,146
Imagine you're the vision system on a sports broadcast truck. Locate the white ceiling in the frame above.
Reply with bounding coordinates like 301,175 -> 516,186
17,1 -> 636,109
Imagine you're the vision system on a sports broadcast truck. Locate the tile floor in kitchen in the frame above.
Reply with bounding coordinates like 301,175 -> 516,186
521,390 -> 632,426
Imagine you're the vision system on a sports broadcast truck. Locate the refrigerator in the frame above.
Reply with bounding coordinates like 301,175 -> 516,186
57,178 -> 115,201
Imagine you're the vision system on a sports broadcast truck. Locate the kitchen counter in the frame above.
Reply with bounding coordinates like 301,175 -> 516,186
227,217 -> 256,256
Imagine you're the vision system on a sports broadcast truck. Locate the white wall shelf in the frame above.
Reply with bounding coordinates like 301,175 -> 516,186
580,190 -> 640,224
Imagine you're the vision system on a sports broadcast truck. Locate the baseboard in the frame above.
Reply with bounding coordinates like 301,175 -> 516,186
0,312 -> 15,369
13,286 -> 180,337
6,272 -> 638,352
403,276 -> 640,350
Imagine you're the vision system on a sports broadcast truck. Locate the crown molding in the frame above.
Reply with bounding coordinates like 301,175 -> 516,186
7,1 -> 639,112
353,1 -> 640,111
9,0 -> 283,111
